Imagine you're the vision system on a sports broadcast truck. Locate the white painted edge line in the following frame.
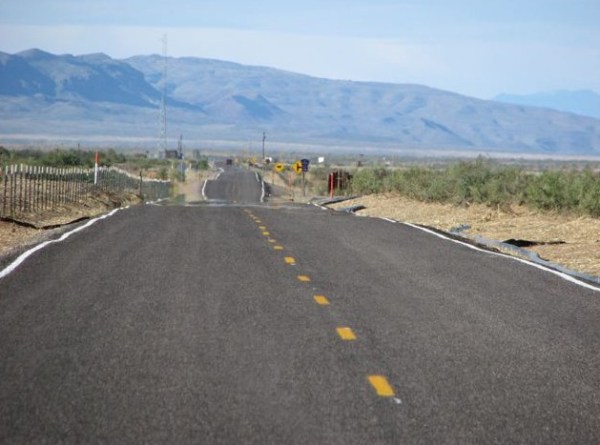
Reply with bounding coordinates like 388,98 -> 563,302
255,172 -> 260,183
399,221 -> 600,293
0,208 -> 122,281
215,169 -> 224,180
201,179 -> 208,200
148,197 -> 168,205
260,180 -> 266,203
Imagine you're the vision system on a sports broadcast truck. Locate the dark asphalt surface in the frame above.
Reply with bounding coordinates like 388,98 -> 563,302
203,168 -> 264,203
1,168 -> 599,444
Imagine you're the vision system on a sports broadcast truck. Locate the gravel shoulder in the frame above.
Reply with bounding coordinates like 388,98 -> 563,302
329,193 -> 600,278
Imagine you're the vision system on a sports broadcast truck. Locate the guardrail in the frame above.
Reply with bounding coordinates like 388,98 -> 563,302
0,164 -> 171,219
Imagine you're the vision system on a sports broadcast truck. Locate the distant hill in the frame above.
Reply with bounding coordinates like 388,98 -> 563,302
1,49 -> 600,156
494,90 -> 600,120
0,49 -> 159,107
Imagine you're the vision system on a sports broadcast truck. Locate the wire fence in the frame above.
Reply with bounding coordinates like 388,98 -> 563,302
0,164 -> 171,219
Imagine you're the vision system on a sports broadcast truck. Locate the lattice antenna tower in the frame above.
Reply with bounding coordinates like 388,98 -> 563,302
158,34 -> 168,152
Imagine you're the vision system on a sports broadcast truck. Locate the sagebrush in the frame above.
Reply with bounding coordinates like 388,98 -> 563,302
350,159 -> 600,217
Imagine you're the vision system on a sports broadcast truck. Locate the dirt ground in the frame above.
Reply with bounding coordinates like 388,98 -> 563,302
175,170 -> 220,202
329,194 -> 600,278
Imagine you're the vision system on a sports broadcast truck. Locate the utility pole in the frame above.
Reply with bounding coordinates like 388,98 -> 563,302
158,34 -> 168,154
178,134 -> 185,181
262,131 -> 266,162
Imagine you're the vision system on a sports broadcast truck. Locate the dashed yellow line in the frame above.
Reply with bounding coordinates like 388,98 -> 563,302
274,245 -> 284,251
262,231 -> 270,236
259,226 -> 267,230
368,375 -> 395,397
268,239 -> 277,243
284,257 -> 296,265
336,327 -> 357,340
314,295 -> 330,305
297,275 -> 311,282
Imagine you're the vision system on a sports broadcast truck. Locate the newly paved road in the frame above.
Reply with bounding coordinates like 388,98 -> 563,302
1,168 -> 599,444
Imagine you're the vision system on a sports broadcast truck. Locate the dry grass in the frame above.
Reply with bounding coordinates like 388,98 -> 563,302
0,222 -> 41,257
330,193 -> 600,277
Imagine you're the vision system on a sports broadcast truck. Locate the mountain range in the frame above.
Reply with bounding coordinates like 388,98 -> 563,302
494,90 -> 600,120
1,48 -> 599,156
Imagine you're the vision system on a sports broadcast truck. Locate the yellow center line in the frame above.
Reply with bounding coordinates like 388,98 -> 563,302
314,295 -> 330,305
336,327 -> 357,340
368,375 -> 395,397
262,231 -> 270,236
268,239 -> 277,243
284,257 -> 296,265
255,220 -> 262,223
259,226 -> 267,230
297,275 -> 311,282
274,245 -> 284,251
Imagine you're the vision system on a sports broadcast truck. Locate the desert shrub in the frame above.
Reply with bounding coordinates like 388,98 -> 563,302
525,169 -> 600,216
565,168 -> 600,216
577,173 -> 600,217
158,167 -> 169,180
404,167 -> 439,201
526,171 -> 568,211
41,149 -> 90,167
425,173 -> 454,202
350,167 -> 388,194
0,146 -> 10,163
447,159 -> 491,204
348,160 -> 599,217
481,166 -> 529,207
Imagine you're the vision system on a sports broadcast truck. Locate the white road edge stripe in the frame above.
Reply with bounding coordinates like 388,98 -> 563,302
0,208 -> 122,280
396,220 -> 600,293
201,179 -> 208,200
260,180 -> 266,203
314,208 -> 600,291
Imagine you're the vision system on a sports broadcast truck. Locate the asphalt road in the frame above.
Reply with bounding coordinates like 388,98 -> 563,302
202,168 -> 264,203
1,168 -> 599,444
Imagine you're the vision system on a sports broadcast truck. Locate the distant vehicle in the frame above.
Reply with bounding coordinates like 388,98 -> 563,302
226,159 -> 233,166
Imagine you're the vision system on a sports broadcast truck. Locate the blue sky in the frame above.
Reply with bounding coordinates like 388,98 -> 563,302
1,0 -> 598,98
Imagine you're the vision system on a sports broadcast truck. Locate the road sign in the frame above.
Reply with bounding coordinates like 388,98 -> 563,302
293,161 -> 303,174
274,163 -> 285,173
301,158 -> 310,172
